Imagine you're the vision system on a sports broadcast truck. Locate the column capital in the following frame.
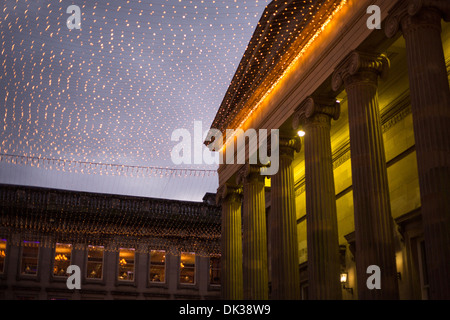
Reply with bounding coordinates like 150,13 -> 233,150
293,96 -> 341,130
216,183 -> 242,205
278,135 -> 302,160
236,164 -> 265,185
385,0 -> 450,38
332,51 -> 390,92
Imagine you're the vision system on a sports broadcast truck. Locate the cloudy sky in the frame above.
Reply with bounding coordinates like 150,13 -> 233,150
0,0 -> 271,201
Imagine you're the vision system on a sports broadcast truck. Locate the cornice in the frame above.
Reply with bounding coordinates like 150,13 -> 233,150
209,0 -> 345,134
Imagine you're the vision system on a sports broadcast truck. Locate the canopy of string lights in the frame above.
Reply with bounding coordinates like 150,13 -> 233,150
0,184 -> 222,255
0,0 -> 271,201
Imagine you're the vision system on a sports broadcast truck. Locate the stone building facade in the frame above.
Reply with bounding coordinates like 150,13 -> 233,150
0,185 -> 221,300
208,0 -> 450,300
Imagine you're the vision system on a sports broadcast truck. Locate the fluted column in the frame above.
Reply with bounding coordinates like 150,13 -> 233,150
293,96 -> 342,300
217,184 -> 243,300
332,51 -> 399,300
237,164 -> 269,300
269,135 -> 301,300
386,0 -> 450,300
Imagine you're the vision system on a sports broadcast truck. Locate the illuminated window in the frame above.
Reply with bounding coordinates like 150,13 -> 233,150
86,245 -> 104,279
209,256 -> 221,285
53,243 -> 72,277
0,239 -> 6,273
149,250 -> 166,283
180,252 -> 195,285
21,241 -> 40,275
118,248 -> 135,281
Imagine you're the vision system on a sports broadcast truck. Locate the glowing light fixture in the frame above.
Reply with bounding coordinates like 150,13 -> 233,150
340,272 -> 348,284
298,130 -> 306,137
340,272 -> 353,294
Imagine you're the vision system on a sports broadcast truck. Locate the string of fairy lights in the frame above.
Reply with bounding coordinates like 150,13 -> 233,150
211,0 -> 348,150
0,185 -> 221,255
0,0 -> 351,253
0,0 -> 272,200
0,153 -> 217,178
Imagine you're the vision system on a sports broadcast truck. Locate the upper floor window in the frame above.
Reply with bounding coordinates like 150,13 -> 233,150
209,255 -> 221,285
0,239 -> 6,273
86,245 -> 104,280
118,248 -> 135,281
180,252 -> 195,285
53,243 -> 72,277
21,241 -> 40,275
149,250 -> 166,283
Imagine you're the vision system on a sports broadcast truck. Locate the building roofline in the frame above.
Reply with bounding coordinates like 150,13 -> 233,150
207,0 -> 332,138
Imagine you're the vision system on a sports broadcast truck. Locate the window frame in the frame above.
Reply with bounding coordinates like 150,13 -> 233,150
19,241 -> 40,277
209,255 -> 221,287
52,243 -> 73,279
0,239 -> 7,275
86,245 -> 105,281
179,252 -> 197,286
149,249 -> 167,285
117,247 -> 136,283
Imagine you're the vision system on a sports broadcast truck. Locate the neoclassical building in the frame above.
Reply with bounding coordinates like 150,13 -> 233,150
0,185 -> 221,300
208,0 -> 450,300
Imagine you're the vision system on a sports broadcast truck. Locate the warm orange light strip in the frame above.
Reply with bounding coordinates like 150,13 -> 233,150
218,0 -> 348,152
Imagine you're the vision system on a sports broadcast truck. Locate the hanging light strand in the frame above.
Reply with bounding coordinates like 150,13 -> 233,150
0,153 -> 217,178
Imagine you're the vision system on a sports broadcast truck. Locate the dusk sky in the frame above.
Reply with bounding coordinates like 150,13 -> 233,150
0,0 -> 271,201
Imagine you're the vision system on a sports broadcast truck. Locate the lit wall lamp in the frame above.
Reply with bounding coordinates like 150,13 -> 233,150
298,130 -> 306,137
340,272 -> 353,294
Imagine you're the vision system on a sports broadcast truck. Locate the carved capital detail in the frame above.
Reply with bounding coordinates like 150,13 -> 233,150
293,96 -> 340,130
408,0 -> 450,20
385,0 -> 450,38
216,183 -> 242,205
279,135 -> 302,159
236,164 -> 265,185
332,51 -> 390,92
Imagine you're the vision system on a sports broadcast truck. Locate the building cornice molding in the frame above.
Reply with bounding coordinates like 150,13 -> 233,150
210,0 -> 348,134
